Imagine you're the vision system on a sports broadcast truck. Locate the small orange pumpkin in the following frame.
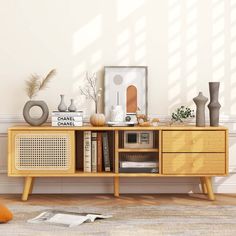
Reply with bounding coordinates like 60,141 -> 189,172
0,204 -> 13,223
90,113 -> 105,126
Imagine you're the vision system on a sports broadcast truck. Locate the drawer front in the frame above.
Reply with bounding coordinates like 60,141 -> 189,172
162,131 -> 225,152
162,153 -> 226,175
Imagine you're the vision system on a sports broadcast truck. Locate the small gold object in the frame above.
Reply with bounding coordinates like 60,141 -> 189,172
136,109 -> 160,126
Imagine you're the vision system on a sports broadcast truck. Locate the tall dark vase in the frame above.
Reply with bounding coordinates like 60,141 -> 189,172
208,82 -> 221,127
193,92 -> 208,127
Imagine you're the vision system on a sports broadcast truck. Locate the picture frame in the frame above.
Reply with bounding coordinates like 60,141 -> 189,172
104,66 -> 148,121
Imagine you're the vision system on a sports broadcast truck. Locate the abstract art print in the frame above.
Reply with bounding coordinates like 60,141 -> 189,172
104,66 -> 148,121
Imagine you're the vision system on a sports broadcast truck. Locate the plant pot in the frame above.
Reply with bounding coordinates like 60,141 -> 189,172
90,113 -> 105,126
169,118 -> 192,126
23,100 -> 49,126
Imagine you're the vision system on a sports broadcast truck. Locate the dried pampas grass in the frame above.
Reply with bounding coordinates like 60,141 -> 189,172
25,69 -> 56,99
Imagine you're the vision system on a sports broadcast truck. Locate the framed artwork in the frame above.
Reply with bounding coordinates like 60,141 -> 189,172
104,66 -> 148,121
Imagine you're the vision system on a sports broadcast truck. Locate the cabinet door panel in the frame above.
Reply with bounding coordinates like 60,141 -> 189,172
9,131 -> 75,176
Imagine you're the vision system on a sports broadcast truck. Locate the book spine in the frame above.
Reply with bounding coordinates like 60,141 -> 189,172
119,168 -> 159,173
102,132 -> 110,172
52,121 -> 83,127
83,131 -> 91,172
91,132 -> 97,173
120,162 -> 158,168
108,132 -> 114,172
52,112 -> 83,116
97,133 -> 103,172
76,132 -> 84,171
52,117 -> 83,122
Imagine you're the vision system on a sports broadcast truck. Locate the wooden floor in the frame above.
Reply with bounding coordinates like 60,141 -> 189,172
1,194 -> 236,206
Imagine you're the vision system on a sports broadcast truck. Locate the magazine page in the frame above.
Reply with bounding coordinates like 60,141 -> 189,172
28,210 -> 112,227
47,213 -> 88,227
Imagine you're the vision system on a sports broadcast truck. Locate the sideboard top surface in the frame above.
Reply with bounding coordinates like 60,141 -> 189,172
8,125 -> 228,131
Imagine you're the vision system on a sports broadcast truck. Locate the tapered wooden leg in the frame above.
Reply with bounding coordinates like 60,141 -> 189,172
200,177 -> 207,194
114,177 -> 119,197
22,177 -> 33,201
204,177 -> 215,201
29,177 -> 34,194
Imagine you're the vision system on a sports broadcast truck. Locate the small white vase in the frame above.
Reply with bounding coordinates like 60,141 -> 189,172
110,105 -> 124,122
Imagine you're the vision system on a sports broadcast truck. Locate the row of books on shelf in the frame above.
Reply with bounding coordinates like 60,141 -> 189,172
83,131 -> 159,173
83,131 -> 112,172
52,111 -> 83,127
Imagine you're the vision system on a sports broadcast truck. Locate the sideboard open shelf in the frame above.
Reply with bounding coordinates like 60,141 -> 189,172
8,125 -> 228,201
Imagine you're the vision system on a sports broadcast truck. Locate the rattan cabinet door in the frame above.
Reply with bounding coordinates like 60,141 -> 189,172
8,131 -> 75,175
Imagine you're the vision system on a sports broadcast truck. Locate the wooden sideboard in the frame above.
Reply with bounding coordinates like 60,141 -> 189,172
8,125 -> 228,201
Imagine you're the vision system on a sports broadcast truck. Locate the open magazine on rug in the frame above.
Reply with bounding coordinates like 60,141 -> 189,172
28,210 -> 112,227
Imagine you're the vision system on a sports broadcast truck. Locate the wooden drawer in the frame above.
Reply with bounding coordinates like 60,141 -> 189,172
162,153 -> 226,175
162,131 -> 225,152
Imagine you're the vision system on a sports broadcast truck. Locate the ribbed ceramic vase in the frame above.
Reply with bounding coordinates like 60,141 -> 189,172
208,82 -> 221,127
193,92 -> 208,127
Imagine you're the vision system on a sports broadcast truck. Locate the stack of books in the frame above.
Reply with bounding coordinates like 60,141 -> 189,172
52,111 -> 83,127
120,161 -> 158,168
83,131 -> 112,173
119,160 -> 159,173
119,154 -> 159,173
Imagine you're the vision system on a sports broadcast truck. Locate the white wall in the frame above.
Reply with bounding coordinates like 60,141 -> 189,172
0,0 -> 236,194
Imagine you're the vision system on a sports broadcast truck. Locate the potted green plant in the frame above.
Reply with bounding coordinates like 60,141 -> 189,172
171,106 -> 194,125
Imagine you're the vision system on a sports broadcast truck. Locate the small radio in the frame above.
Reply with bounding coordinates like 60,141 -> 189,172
124,131 -> 154,149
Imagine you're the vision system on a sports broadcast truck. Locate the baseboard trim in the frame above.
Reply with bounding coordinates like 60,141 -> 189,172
0,181 -> 235,194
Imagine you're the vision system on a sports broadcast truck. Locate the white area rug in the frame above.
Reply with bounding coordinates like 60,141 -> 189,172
1,204 -> 236,236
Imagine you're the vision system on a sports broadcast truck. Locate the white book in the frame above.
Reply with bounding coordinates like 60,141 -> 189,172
52,121 -> 83,127
84,131 -> 92,172
120,161 -> 158,168
91,132 -> 97,173
52,116 -> 83,122
52,111 -> 83,117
